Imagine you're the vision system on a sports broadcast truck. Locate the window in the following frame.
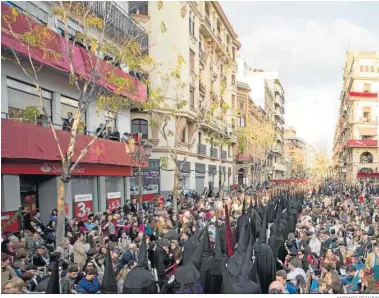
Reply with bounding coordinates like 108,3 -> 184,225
232,95 -> 236,109
190,49 -> 195,73
189,11 -> 192,34
131,119 -> 148,139
232,74 -> 236,85
232,47 -> 235,60
239,99 -> 244,110
360,65 -> 364,72
7,77 -> 52,127
205,2 -> 210,17
198,132 -> 202,144
228,144 -> 231,157
190,86 -> 195,109
238,117 -> 246,128
365,65 -> 369,72
360,152 -> 373,163
181,127 -> 186,143
371,65 -> 375,73
364,83 -> 371,92
363,107 -> 371,122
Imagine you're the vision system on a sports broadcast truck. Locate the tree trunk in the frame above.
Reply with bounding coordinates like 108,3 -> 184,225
56,163 -> 70,247
172,165 -> 180,214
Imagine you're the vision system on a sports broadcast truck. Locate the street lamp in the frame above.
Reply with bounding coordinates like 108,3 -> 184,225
128,133 -> 153,213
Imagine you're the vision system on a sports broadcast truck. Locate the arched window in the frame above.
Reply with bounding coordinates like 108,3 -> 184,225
360,152 -> 373,163
131,119 -> 148,139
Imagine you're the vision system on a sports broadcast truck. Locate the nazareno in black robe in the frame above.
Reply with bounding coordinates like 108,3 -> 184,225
251,207 -> 276,294
123,233 -> 158,294
209,226 -> 224,294
268,202 -> 287,271
182,226 -> 207,266
199,230 -> 214,294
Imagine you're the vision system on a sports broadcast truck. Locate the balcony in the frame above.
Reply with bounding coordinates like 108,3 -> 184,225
199,81 -> 206,95
273,163 -> 287,172
1,118 -> 143,169
274,113 -> 285,124
205,16 -> 211,29
210,91 -> 218,101
210,63 -> 218,80
199,48 -> 207,65
221,151 -> 227,160
83,2 -> 146,41
1,3 -> 147,102
197,144 -> 207,156
236,154 -> 251,162
210,147 -> 218,158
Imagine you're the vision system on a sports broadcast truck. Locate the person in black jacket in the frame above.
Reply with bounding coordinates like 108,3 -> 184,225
32,246 -> 50,267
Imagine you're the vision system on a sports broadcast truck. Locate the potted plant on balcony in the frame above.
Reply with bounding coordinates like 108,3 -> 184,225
14,106 -> 41,125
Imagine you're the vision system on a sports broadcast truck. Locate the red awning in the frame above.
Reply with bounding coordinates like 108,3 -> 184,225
1,3 -> 147,102
346,139 -> 378,147
349,92 -> 378,98
1,119 -> 146,167
357,173 -> 379,178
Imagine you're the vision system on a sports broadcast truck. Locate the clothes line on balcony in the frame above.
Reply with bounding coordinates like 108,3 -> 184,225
1,3 -> 147,102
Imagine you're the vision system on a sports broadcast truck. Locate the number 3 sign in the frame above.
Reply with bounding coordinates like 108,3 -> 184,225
74,194 -> 93,220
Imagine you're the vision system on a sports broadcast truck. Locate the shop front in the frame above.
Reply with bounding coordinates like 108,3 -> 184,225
1,119 -> 140,229
208,165 -> 217,190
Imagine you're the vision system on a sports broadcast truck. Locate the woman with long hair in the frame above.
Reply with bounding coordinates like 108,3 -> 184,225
56,238 -> 70,261
364,276 -> 378,294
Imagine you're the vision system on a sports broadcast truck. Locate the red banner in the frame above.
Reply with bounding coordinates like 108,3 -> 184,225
74,194 -> 93,220
2,162 -> 132,177
269,179 -> 308,184
1,211 -> 20,233
357,173 -> 379,178
346,139 -> 378,147
107,192 -> 121,211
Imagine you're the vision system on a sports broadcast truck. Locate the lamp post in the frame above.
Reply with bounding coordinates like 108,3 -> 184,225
129,133 -> 153,213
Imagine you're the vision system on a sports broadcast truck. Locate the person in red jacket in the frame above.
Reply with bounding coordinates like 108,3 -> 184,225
359,194 -> 365,203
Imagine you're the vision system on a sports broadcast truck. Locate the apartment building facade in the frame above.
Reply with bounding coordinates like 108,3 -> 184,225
235,81 -> 266,185
333,51 -> 379,183
1,1 -> 148,223
284,126 -> 307,178
306,143 -> 317,170
129,1 -> 240,195
237,70 -> 286,180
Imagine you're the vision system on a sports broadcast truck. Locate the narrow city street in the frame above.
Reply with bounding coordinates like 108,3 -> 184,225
1,0 -> 379,295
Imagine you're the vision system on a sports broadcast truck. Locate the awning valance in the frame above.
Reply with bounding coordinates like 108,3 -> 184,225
359,127 -> 377,136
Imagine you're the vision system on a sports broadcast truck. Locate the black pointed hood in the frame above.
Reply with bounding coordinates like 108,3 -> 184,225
123,233 -> 156,290
46,253 -> 60,294
191,230 -> 206,270
227,215 -> 249,278
101,243 -> 118,293
242,197 -> 246,214
182,226 -> 207,265
220,256 -> 235,294
137,232 -> 148,268
258,207 -> 267,242
232,235 -> 262,294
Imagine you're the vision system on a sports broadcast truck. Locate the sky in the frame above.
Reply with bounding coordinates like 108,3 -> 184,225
221,1 -> 379,154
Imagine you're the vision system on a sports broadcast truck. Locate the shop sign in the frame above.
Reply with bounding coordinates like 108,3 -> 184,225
2,162 -> 132,176
133,170 -> 160,177
195,172 -> 205,178
1,211 -> 20,233
107,192 -> 121,211
74,194 -> 93,220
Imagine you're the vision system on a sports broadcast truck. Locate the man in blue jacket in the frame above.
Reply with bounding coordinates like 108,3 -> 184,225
117,243 -> 137,270
77,267 -> 100,294
276,270 -> 297,294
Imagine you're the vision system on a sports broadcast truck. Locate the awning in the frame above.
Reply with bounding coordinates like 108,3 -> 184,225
1,3 -> 147,102
1,119 -> 147,167
359,127 -> 377,136
346,139 -> 378,147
